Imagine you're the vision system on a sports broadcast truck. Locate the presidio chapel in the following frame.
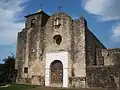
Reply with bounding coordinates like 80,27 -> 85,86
15,10 -> 120,88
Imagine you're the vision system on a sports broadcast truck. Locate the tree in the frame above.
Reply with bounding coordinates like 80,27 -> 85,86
3,54 -> 15,84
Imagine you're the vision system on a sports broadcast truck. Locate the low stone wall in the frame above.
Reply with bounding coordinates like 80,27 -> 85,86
86,65 -> 120,88
16,76 -> 45,86
16,77 -> 29,84
69,77 -> 86,88
31,75 -> 44,85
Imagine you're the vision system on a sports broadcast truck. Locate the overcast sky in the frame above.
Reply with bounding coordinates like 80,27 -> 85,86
0,0 -> 120,63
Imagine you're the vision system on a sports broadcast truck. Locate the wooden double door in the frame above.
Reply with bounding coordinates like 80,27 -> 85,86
50,60 -> 63,84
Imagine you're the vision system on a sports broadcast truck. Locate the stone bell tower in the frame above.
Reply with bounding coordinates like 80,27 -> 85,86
16,10 -> 49,84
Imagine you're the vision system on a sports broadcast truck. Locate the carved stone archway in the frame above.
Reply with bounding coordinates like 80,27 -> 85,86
45,52 -> 69,87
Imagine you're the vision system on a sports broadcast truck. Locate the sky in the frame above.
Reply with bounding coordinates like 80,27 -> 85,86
0,0 -> 120,63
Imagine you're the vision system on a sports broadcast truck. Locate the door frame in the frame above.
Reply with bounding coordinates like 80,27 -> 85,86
45,52 -> 68,87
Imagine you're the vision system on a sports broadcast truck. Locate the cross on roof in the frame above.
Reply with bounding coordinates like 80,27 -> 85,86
40,4 -> 43,10
57,6 -> 62,12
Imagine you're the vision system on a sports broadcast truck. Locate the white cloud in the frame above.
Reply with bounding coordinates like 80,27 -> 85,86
82,0 -> 120,21
0,0 -> 28,45
111,23 -> 120,43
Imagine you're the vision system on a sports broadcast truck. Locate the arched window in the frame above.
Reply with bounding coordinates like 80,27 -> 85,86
31,19 -> 36,27
53,17 -> 61,28
53,35 -> 62,45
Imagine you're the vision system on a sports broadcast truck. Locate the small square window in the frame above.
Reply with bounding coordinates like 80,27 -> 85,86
24,67 -> 28,73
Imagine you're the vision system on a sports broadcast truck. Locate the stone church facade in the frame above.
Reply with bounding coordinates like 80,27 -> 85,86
15,10 -> 120,88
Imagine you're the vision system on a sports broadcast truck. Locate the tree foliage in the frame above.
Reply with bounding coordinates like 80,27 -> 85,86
0,54 -> 16,85
3,54 -> 15,72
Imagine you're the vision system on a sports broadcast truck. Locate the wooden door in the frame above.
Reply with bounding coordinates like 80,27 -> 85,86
51,60 -> 63,84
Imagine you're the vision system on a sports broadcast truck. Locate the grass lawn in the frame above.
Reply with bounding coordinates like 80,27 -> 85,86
28,87 -> 117,90
0,84 -> 39,90
0,84 -> 118,90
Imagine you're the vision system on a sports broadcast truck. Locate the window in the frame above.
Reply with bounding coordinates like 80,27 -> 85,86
53,35 -> 62,45
93,47 -> 97,65
31,19 -> 36,27
53,17 -> 61,28
24,67 -> 28,73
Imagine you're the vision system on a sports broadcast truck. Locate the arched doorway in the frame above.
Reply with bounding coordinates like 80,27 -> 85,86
50,60 -> 63,84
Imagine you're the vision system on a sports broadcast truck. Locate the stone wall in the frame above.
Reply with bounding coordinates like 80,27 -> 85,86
16,30 -> 27,78
101,49 -> 120,65
25,11 -> 49,28
16,11 -> 49,84
86,65 -> 120,88
85,28 -> 106,66
44,12 -> 72,53
69,77 -> 86,88
72,17 -> 86,78
44,12 -> 73,77
16,76 -> 45,86
28,28 -> 38,61
26,12 -> 49,79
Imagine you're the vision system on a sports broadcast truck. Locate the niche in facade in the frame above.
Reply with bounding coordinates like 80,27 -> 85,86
31,19 -> 36,27
53,17 -> 61,28
53,35 -> 62,45
24,67 -> 28,73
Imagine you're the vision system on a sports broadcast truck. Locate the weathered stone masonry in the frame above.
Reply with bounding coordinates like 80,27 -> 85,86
15,10 -> 120,88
